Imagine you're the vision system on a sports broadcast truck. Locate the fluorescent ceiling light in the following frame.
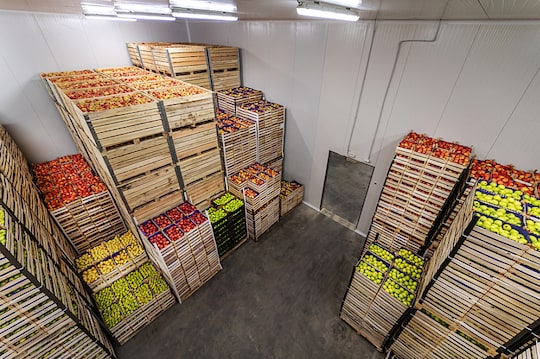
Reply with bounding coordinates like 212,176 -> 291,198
85,14 -> 136,21
325,0 -> 362,8
114,2 -> 172,14
297,0 -> 359,21
172,8 -> 237,21
81,1 -> 116,15
117,13 -> 176,21
170,0 -> 237,12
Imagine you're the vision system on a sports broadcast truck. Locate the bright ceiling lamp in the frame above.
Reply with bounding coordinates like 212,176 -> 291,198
117,12 -> 176,20
325,0 -> 362,8
296,0 -> 359,21
114,2 -> 175,21
114,2 -> 172,14
169,0 -> 237,13
85,14 -> 136,20
171,8 -> 237,21
82,1 -> 116,15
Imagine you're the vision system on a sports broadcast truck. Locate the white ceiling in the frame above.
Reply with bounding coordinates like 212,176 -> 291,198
1,0 -> 540,20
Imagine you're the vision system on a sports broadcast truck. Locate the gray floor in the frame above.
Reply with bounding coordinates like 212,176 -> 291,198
117,204 -> 384,359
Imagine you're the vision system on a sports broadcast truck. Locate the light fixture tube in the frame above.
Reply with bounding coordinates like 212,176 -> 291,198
172,8 -> 237,21
85,14 -> 137,21
297,1 -> 359,21
117,13 -> 176,21
114,2 -> 172,14
169,0 -> 237,13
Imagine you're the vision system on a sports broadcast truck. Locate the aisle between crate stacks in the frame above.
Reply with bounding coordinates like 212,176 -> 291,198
136,201 -> 221,302
207,192 -> 248,259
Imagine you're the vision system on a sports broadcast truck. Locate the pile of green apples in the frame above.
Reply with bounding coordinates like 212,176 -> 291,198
208,207 -> 227,223
382,278 -> 415,306
223,198 -> 243,213
363,254 -> 389,273
214,192 -> 235,206
476,216 -> 528,244
474,190 -> 523,212
477,181 -> 523,200
397,249 -> 424,269
393,258 -> 422,280
356,260 -> 385,284
388,268 -> 418,292
369,244 -> 394,262
473,201 -> 522,226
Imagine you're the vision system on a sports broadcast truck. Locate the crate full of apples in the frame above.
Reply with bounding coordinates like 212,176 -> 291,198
207,192 -> 246,257
138,201 -> 204,252
93,261 -> 174,344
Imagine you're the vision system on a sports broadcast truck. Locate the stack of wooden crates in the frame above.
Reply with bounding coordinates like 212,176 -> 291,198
127,42 -> 241,91
0,125 -> 115,358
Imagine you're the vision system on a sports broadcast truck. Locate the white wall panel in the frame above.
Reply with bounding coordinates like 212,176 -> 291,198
484,67 -> 540,170
0,11 -> 188,163
306,22 -> 371,206
434,24 -> 540,159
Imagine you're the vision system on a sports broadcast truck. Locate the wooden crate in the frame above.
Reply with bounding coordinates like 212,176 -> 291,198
185,171 -> 225,210
127,43 -> 143,67
50,191 -> 126,253
137,205 -> 221,302
118,164 -> 182,217
245,196 -> 279,240
208,193 -> 247,258
263,157 -> 283,174
218,121 -> 258,177
152,44 -> 210,87
513,341 -> 539,359
109,287 -> 176,345
216,87 -> 263,116
207,46 -> 241,91
152,84 -> 215,131
412,184 -> 540,356
171,121 -> 219,161
102,132 -> 174,184
280,181 -> 304,216
71,91 -> 163,149
178,148 -> 222,186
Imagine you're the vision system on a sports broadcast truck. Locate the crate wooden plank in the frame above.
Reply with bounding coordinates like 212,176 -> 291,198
178,148 -> 222,186
171,121 -> 219,161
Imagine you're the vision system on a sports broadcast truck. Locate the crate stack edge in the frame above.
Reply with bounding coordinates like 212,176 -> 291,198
388,182 -> 540,359
0,125 -> 115,358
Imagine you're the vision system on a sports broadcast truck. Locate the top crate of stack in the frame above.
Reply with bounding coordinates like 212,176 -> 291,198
216,87 -> 263,116
206,46 -> 241,91
127,42 -> 242,91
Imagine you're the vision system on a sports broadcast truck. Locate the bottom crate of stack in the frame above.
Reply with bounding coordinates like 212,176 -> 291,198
93,262 -> 175,345
208,192 -> 247,258
280,180 -> 304,216
340,244 -> 425,350
246,196 -> 279,240
137,201 -> 221,302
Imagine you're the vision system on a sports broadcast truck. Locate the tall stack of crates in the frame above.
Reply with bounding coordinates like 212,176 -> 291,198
207,192 -> 247,257
364,132 -> 472,255
0,125 -> 115,358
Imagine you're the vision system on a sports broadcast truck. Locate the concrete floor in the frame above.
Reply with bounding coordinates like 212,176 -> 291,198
117,204 -> 385,359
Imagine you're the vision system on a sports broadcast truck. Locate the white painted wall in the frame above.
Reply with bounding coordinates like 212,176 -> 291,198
0,11 -> 189,164
2,13 -> 540,236
186,20 -> 540,235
